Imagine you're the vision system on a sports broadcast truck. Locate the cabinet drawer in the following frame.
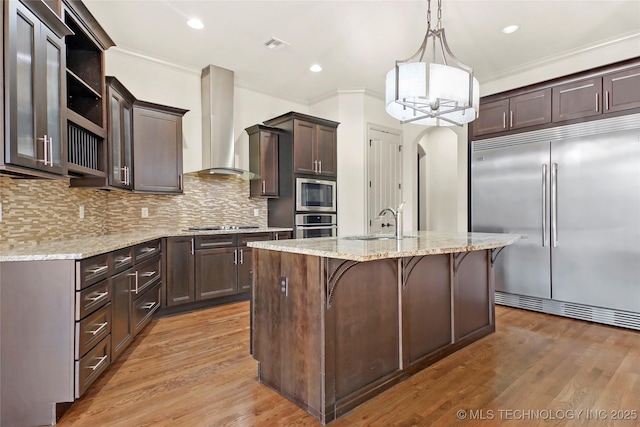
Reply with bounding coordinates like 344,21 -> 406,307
238,232 -> 272,246
76,303 -> 111,359
76,279 -> 111,320
134,239 -> 161,263
112,246 -> 134,274
77,253 -> 110,290
76,335 -> 111,398
273,231 -> 292,240
132,283 -> 161,337
133,255 -> 161,299
195,234 -> 237,249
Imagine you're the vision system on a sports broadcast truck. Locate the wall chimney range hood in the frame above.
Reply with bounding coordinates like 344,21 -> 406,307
200,65 -> 257,179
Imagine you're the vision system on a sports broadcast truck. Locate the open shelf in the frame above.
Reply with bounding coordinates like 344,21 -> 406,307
64,10 -> 103,128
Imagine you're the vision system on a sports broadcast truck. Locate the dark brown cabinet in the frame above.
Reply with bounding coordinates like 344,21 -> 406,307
71,80 -> 187,194
194,234 -> 238,300
2,0 -> 71,177
63,0 -> 114,177
292,119 -> 337,176
165,232 -> 276,307
111,267 -> 134,360
471,60 -> 640,141
106,76 -> 135,189
273,231 -> 293,240
132,101 -> 187,193
246,124 -> 280,197
264,112 -> 339,178
165,236 -> 195,306
76,241 -> 160,398
314,124 -> 337,176
238,233 -> 273,292
552,77 -> 603,122
472,89 -> 551,137
603,66 -> 640,113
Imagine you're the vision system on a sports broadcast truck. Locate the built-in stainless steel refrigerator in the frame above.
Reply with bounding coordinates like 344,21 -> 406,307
471,114 -> 640,329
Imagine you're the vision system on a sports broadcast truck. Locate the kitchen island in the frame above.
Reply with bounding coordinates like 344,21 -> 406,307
248,231 -> 522,424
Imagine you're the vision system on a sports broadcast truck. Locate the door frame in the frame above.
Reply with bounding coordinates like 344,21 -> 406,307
366,124 -> 403,234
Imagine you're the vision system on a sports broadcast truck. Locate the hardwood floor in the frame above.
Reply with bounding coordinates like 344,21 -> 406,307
58,302 -> 640,427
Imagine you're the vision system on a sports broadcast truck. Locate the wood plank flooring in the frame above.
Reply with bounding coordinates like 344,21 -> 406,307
58,302 -> 640,427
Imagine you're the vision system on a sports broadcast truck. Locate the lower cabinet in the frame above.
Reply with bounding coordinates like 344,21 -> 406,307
74,241 -> 162,399
195,234 -> 239,299
165,235 -> 195,305
132,283 -> 161,336
111,253 -> 162,361
111,267 -> 134,361
165,232 -> 277,307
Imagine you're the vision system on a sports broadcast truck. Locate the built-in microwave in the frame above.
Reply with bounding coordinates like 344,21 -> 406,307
295,214 -> 337,238
296,178 -> 336,212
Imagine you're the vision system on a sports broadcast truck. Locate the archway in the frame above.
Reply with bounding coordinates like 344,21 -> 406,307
416,127 -> 460,231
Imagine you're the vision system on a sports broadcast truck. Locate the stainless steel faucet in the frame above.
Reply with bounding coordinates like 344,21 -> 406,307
379,202 -> 405,240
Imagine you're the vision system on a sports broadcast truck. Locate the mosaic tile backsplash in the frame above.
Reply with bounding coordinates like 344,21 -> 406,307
0,173 -> 267,246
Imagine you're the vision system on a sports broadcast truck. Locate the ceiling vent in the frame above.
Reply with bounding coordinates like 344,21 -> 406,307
263,37 -> 289,51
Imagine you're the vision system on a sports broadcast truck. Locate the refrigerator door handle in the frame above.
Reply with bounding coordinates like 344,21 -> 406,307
551,162 -> 558,247
542,164 -> 548,247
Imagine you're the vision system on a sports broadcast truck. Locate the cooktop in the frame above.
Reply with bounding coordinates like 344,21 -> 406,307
186,225 -> 260,231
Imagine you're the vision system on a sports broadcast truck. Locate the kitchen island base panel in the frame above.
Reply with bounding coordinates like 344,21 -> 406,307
252,248 -> 495,424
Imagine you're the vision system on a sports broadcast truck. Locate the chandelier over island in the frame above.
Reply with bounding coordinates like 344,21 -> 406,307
385,0 -> 479,126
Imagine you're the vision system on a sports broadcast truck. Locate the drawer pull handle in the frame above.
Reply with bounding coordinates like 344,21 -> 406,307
87,265 -> 108,275
141,302 -> 156,310
115,256 -> 132,265
86,291 -> 109,303
86,355 -> 108,371
199,241 -> 233,248
140,271 -> 156,277
129,271 -> 139,294
87,322 -> 108,336
139,247 -> 156,254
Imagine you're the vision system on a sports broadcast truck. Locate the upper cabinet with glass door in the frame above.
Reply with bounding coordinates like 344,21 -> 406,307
2,0 -> 72,177
106,76 -> 135,190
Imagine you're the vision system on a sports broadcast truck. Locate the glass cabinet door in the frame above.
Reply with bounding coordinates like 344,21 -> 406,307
14,5 -> 37,162
7,1 -> 65,175
107,81 -> 134,189
110,94 -> 123,185
42,25 -> 65,173
123,104 -> 133,185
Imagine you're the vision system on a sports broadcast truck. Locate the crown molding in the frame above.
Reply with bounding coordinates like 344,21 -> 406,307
107,46 -> 201,76
480,31 -> 640,84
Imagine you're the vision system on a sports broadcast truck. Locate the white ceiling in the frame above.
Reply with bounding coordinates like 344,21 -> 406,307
83,0 -> 640,104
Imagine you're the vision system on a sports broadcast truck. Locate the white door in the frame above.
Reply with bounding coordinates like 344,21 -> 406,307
367,127 -> 402,234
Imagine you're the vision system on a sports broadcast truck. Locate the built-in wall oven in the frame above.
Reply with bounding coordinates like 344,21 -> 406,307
295,214 -> 337,239
296,178 -> 336,212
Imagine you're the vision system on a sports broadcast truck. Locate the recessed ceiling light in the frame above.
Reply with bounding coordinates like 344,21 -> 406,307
187,18 -> 204,30
501,25 -> 520,34
310,64 -> 322,73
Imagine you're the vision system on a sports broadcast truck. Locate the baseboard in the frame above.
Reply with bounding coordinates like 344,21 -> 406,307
495,292 -> 640,330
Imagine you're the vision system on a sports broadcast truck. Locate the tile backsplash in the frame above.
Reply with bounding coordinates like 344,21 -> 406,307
0,173 -> 267,246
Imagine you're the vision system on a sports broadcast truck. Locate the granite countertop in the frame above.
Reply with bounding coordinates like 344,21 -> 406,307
0,227 -> 292,262
247,231 -> 524,262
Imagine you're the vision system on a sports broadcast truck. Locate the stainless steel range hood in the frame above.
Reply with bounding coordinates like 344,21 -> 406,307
200,65 -> 256,179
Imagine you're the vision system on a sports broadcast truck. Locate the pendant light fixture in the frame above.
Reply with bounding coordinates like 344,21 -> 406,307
385,0 -> 479,126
